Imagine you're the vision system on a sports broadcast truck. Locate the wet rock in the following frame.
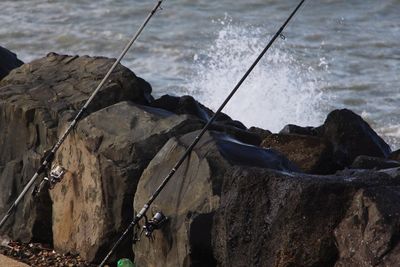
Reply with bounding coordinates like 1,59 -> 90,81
213,167 -> 400,267
261,133 -> 337,174
51,102 -> 203,263
151,94 -> 231,123
0,46 -> 23,80
279,124 -> 320,136
248,126 -> 272,140
133,131 -> 297,267
209,124 -> 262,146
350,155 -> 400,170
0,53 -> 151,243
334,187 -> 400,267
388,149 -> 400,161
319,109 -> 391,168
152,94 -> 261,145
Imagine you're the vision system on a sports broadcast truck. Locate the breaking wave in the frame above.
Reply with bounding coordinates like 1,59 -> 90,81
187,20 -> 329,132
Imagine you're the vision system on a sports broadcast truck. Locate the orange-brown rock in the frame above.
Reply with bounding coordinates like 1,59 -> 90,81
261,133 -> 336,174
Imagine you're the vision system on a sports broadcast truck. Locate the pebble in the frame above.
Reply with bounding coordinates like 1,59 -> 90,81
0,241 -> 96,267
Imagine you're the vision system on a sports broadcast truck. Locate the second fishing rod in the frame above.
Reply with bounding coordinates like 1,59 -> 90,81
99,0 -> 306,266
0,0 -> 164,230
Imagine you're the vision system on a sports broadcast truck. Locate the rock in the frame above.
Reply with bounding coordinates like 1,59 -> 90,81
151,95 -> 232,123
279,124 -> 320,136
273,109 -> 392,173
350,155 -> 400,170
388,149 -> 400,161
50,101 -> 203,263
209,124 -> 263,146
0,53 -> 151,244
248,126 -> 272,140
133,131 -> 297,267
0,46 -> 23,80
261,133 -> 337,174
152,94 -> 261,145
213,167 -> 400,267
334,187 -> 400,266
319,109 -> 391,168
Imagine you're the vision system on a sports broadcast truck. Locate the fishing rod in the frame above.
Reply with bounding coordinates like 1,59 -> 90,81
0,0 -> 164,230
98,0 -> 306,265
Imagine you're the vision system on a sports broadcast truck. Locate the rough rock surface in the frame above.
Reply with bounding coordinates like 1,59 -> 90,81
133,130 -> 297,267
0,53 -> 151,244
261,133 -> 336,174
334,186 -> 400,267
213,168 -> 400,267
350,155 -> 400,170
0,254 -> 29,267
319,109 -> 391,168
51,101 -> 203,263
151,94 -> 263,146
274,109 -> 392,173
1,51 -> 400,267
279,124 -> 321,136
0,46 -> 23,80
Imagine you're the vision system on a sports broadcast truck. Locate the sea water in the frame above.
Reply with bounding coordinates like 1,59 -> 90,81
1,0 -> 399,148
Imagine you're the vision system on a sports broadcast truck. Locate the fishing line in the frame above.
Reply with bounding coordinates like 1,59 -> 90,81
98,0 -> 306,266
0,0 -> 165,230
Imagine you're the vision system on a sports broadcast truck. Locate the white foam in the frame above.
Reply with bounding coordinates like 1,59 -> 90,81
187,21 -> 328,132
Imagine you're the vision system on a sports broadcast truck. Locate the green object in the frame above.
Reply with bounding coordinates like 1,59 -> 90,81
117,258 -> 135,267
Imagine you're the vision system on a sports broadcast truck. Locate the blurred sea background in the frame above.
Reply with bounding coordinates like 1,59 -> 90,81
2,0 -> 399,148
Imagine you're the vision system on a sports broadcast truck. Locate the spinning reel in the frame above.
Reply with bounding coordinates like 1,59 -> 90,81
33,165 -> 66,196
134,211 -> 168,242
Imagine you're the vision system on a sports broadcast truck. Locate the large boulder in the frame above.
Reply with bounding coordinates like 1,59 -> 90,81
133,130 -> 297,267
0,53 -> 151,243
274,109 -> 392,172
50,101 -> 203,263
213,167 -> 400,267
320,109 -> 391,167
0,46 -> 23,80
334,186 -> 400,266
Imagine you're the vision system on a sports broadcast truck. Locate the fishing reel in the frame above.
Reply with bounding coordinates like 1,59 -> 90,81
144,211 -> 168,238
33,165 -> 66,196
134,211 -> 168,242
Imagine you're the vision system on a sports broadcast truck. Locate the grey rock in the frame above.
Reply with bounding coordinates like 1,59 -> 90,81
334,186 -> 400,267
151,94 -> 262,146
214,167 -> 400,267
0,53 -> 151,244
133,130 -> 297,267
50,101 -> 203,263
279,124 -> 320,136
320,109 -> 391,168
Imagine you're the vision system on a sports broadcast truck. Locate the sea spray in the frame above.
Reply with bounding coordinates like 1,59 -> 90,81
188,20 -> 329,132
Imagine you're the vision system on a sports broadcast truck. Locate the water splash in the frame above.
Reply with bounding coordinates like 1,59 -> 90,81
188,20 -> 328,132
